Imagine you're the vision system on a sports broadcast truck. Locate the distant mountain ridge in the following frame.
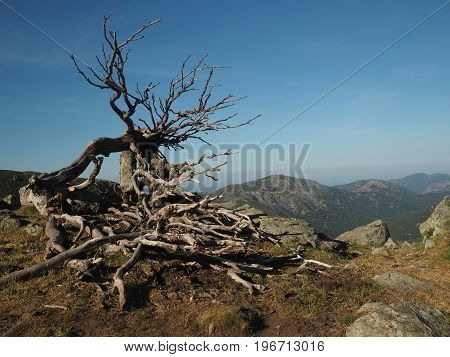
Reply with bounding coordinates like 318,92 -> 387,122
0,170 -> 36,199
214,175 -> 449,241
1,169 -> 449,241
389,173 -> 450,194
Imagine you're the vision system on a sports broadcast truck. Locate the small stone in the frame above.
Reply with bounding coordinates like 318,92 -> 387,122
25,223 -> 43,237
208,323 -> 215,335
423,239 -> 436,252
384,238 -> 397,249
371,247 -> 390,257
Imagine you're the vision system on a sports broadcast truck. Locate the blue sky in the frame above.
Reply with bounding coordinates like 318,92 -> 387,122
0,0 -> 449,186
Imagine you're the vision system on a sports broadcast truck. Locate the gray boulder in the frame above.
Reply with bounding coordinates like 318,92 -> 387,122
373,271 -> 432,293
336,219 -> 390,246
259,216 -> 347,253
259,216 -> 321,249
347,301 -> 450,337
419,196 -> 450,239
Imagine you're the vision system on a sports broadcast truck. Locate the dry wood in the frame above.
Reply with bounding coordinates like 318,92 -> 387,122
0,16 -> 338,309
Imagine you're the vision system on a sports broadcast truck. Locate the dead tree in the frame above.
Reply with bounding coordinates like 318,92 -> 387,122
0,15 -> 333,309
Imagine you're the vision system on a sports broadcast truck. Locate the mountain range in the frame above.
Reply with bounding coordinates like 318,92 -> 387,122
389,173 -> 450,194
214,174 -> 450,241
1,170 -> 449,242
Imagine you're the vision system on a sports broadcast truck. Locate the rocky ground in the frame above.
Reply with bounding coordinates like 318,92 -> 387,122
0,195 -> 448,337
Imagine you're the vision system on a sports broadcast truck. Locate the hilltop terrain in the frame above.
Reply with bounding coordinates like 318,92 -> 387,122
0,193 -> 448,336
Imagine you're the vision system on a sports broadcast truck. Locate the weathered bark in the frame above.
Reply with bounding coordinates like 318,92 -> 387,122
119,150 -> 136,191
34,136 -> 132,188
113,243 -> 143,309
44,217 -> 67,259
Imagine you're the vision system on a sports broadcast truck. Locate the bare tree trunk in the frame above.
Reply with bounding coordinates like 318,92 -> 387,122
120,150 -> 136,190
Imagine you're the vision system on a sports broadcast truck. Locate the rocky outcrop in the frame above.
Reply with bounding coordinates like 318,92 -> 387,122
232,204 -> 347,254
373,271 -> 431,293
336,219 -> 390,246
346,301 -> 450,336
259,216 -> 347,253
259,216 -> 320,248
419,195 -> 450,239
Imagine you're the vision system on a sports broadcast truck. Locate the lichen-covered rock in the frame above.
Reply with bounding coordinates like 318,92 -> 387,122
259,216 -> 347,253
373,271 -> 431,293
336,219 -> 390,246
355,302 -> 386,316
347,301 -> 450,336
259,216 -> 321,249
419,196 -> 450,239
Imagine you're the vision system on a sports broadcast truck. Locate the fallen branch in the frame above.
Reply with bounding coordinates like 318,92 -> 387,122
0,231 -> 143,285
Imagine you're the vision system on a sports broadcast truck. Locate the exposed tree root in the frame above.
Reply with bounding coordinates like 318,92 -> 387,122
0,231 -> 143,285
0,16 -> 338,310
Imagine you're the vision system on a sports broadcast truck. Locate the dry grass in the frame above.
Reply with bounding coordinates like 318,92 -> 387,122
0,218 -> 448,337
351,233 -> 450,311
